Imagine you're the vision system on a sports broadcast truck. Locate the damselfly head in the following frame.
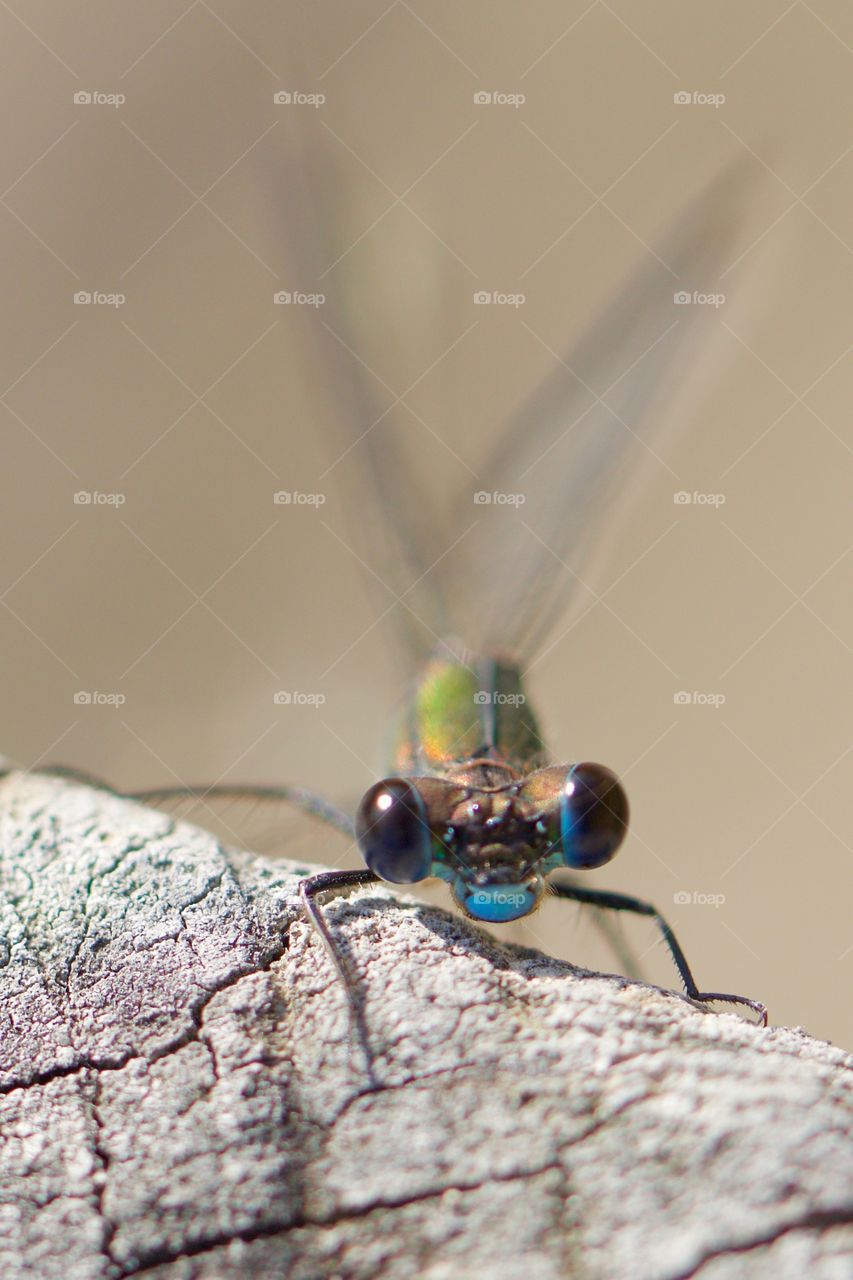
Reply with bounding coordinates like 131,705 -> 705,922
355,761 -> 629,923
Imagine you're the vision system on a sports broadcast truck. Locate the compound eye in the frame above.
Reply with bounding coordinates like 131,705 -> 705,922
560,763 -> 628,870
356,778 -> 432,884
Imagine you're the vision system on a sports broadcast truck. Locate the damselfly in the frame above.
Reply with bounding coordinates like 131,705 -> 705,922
130,142 -> 766,1069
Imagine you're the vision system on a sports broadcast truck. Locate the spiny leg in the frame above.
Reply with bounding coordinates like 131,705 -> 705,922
299,869 -> 382,1088
127,786 -> 382,1064
560,876 -> 645,980
128,786 -> 380,1068
549,880 -> 767,1024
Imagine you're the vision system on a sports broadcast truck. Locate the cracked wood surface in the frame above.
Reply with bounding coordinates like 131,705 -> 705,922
0,770 -> 850,1280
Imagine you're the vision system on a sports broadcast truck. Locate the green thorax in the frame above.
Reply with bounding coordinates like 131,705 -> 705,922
392,653 -> 548,777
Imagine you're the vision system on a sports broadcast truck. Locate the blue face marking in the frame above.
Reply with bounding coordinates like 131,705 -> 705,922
453,879 -> 540,923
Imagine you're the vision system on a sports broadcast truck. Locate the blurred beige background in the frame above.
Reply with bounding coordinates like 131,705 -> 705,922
1,2 -> 851,1047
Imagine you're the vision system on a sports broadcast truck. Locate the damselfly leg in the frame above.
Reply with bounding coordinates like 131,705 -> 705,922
130,784 -> 354,838
131,784 -> 384,1080
299,869 -> 382,1085
549,880 -> 768,1024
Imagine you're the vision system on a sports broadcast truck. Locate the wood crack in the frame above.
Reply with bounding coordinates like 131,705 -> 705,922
675,1205 -> 853,1280
122,1160 -> 567,1277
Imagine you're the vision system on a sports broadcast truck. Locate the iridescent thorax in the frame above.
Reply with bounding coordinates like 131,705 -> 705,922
393,654 -> 548,777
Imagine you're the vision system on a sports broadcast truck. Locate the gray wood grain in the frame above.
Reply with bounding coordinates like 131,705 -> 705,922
0,770 -> 850,1280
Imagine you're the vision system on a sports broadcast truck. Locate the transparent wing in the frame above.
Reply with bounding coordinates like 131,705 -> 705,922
263,130 -> 750,665
441,166 -> 749,659
260,122 -> 450,665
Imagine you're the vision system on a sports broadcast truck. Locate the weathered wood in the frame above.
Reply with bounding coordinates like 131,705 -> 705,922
0,770 -> 849,1280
